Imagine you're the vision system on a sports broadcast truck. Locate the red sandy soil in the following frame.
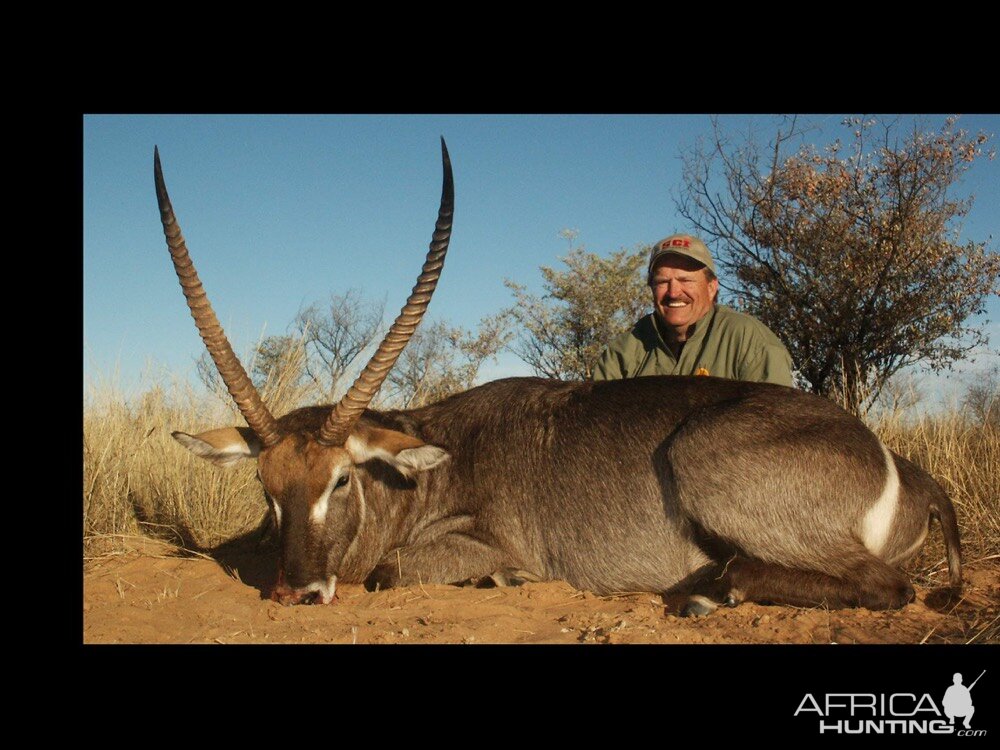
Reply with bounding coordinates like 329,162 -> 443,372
83,539 -> 997,645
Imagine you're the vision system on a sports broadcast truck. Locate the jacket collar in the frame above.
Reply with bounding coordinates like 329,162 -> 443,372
651,304 -> 719,352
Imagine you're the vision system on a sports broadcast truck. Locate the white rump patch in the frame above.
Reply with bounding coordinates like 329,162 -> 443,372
861,443 -> 900,556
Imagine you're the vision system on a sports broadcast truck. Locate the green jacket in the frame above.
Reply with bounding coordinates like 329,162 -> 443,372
592,305 -> 794,386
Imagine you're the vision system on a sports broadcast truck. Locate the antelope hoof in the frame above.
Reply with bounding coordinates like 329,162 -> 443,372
490,567 -> 543,587
682,595 -> 720,617
724,588 -> 745,608
364,564 -> 399,592
885,582 -> 916,609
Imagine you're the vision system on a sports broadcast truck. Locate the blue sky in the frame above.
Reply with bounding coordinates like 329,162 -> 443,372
84,114 -> 999,403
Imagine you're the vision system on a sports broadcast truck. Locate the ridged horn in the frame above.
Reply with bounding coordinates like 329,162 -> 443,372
154,147 -> 282,448
318,138 -> 454,447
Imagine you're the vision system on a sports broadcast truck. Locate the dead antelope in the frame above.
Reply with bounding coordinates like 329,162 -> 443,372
155,140 -> 961,614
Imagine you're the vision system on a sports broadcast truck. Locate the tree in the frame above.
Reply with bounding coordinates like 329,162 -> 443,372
504,241 -> 650,381
383,315 -> 511,408
294,290 -> 384,401
196,289 -> 383,409
963,363 -> 999,428
676,115 -> 999,414
196,290 -> 508,411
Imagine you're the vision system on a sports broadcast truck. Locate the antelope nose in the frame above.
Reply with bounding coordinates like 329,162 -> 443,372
271,582 -> 319,606
271,568 -> 320,605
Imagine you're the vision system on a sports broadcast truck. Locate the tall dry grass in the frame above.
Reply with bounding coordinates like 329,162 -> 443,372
83,357 -> 317,558
873,412 -> 999,580
84,368 -> 999,576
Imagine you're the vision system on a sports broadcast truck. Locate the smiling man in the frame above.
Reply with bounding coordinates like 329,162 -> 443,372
593,234 -> 793,386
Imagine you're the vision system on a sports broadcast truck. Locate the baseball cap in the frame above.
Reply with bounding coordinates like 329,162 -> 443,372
647,234 -> 716,279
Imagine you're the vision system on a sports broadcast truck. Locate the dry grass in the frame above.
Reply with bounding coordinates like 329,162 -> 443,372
83,360 -> 315,558
84,371 -> 999,576
873,411 -> 999,581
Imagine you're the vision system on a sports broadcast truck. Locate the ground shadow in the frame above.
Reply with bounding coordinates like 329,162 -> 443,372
129,491 -> 279,600
207,523 -> 280,599
923,586 -> 967,612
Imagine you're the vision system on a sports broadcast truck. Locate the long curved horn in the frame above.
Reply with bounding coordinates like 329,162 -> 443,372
318,138 -> 454,447
154,147 -> 282,448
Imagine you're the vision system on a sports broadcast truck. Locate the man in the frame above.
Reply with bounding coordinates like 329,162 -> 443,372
593,234 -> 793,386
943,673 -> 975,729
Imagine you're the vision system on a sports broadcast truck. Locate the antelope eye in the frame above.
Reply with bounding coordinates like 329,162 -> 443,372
335,474 -> 350,489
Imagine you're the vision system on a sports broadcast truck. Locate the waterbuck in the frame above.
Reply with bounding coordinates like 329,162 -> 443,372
155,140 -> 961,614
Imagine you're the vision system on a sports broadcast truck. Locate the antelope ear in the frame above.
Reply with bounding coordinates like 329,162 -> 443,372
393,445 -> 451,473
346,426 -> 450,476
172,426 -> 262,467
